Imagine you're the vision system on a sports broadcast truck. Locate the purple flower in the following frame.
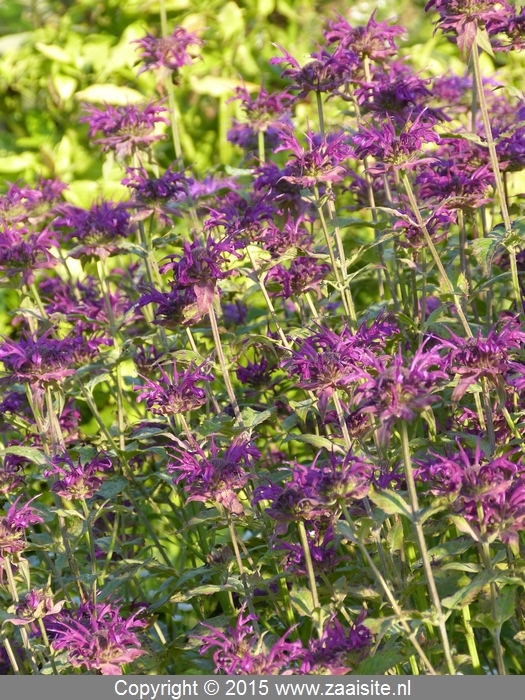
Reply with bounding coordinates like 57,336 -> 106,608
353,112 -> 439,173
415,138 -> 493,209
300,612 -> 372,674
425,0 -> 511,55
133,26 -> 202,77
0,225 -> 57,283
275,129 -> 352,187
393,207 -> 456,252
324,11 -> 405,65
0,179 -> 66,226
266,256 -> 330,298
0,332 -> 77,387
0,497 -> 43,557
8,588 -> 64,632
236,357 -> 275,389
416,442 -> 525,545
43,452 -> 113,500
228,84 -> 294,142
134,361 -> 213,415
122,166 -> 192,222
278,524 -> 342,575
54,201 -> 133,259
0,450 -> 26,495
270,45 -> 358,98
204,195 -> 274,247
47,599 -> 146,675
357,346 -> 448,444
262,216 -> 313,255
168,437 -> 259,515
199,606 -> 305,674
137,284 -> 200,327
435,318 -> 525,400
80,101 -> 168,158
222,300 -> 248,327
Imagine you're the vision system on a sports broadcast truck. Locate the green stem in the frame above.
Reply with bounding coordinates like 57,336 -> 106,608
226,512 -> 259,634
81,500 -> 98,602
462,605 -> 483,674
471,43 -> 523,322
340,504 -> 437,675
399,421 -> 456,675
4,558 -> 39,674
297,519 -> 322,636
208,304 -> 244,426
258,129 -> 265,164
402,173 -> 472,339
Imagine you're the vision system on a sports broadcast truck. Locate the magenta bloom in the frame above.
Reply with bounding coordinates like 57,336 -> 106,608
47,599 -> 146,675
134,361 -> 213,415
275,129 -> 352,187
300,612 -> 372,674
123,165 -> 191,222
168,437 -> 259,515
270,45 -> 358,98
9,589 -> 64,635
0,332 -> 77,387
0,225 -> 57,283
324,11 -> 405,64
200,606 -> 305,674
0,497 -> 43,557
353,111 -> 439,173
80,101 -> 168,158
266,256 -> 330,298
43,452 -> 113,500
133,27 -> 203,76
0,179 -> 66,226
54,200 -> 133,258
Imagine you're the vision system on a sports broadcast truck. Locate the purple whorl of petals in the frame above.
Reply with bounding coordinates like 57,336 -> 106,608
266,256 -> 330,298
236,357 -> 275,389
270,45 -> 358,98
204,195 -> 275,247
137,284 -> 200,327
199,606 -> 305,674
54,201 -> 133,258
123,166 -> 191,202
80,101 -> 168,158
415,442 -> 525,545
133,26 -> 203,75
0,225 -> 57,283
0,333 -> 77,386
275,129 -> 352,187
134,361 -> 213,415
353,112 -> 439,173
168,437 -> 259,515
434,318 -> 525,400
324,11 -> 405,64
47,599 -> 146,675
278,524 -> 342,575
0,179 -> 66,226
0,497 -> 44,556
43,453 -> 113,500
300,612 -> 372,674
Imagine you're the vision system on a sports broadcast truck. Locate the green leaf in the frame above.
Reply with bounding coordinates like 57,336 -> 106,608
353,649 -> 406,675
35,42 -> 71,63
98,476 -> 129,500
290,586 -> 314,617
75,84 -> 145,105
442,571 -> 499,611
368,487 -> 413,520
472,237 -> 501,274
241,406 -> 275,428
386,519 -> 404,553
495,587 -> 515,625
282,433 -> 344,453
476,26 -> 495,58
0,445 -> 48,466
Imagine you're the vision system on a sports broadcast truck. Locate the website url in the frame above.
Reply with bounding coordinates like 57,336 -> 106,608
275,680 -> 411,696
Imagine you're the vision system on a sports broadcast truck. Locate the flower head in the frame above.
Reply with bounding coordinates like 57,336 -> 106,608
47,599 -> 146,675
0,225 -> 57,283
134,361 -> 213,415
0,497 -> 43,557
168,437 -> 259,514
133,26 -> 203,77
199,606 -> 304,674
80,101 -> 168,158
43,452 -> 113,500
301,612 -> 372,674
324,11 -> 405,65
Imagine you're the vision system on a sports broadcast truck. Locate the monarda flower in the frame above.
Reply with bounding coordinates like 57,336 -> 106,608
133,26 -> 203,79
324,11 -> 405,65
122,165 -> 192,222
426,0 -> 511,55
134,361 -> 213,415
0,497 -> 43,557
0,452 -> 25,495
0,332 -> 77,387
80,101 -> 168,159
168,437 -> 259,515
8,588 -> 64,636
300,612 -> 372,674
278,524 -> 342,575
275,129 -> 352,187
47,599 -> 146,675
43,452 -> 113,500
160,235 -> 240,320
356,347 -> 447,443
270,45 -> 358,98
137,284 -> 200,327
435,319 -> 525,400
0,179 -> 66,226
227,85 -> 293,152
54,201 -> 134,259
199,606 -> 305,675
353,111 -> 439,173
204,195 -> 275,248
0,225 -> 57,283
266,256 -> 330,298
